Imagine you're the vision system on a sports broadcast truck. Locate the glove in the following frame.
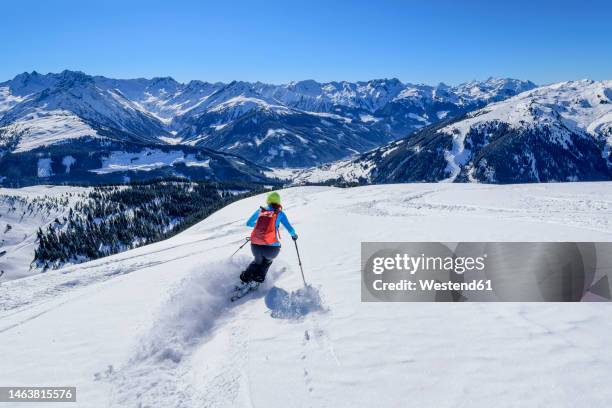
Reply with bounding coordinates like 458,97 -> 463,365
292,234 -> 298,241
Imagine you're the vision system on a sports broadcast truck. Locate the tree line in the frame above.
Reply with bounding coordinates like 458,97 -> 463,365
34,180 -> 262,268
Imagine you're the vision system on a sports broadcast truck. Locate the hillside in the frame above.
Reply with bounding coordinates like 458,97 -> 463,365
1,183 -> 612,407
0,181 -> 262,280
0,185 -> 90,280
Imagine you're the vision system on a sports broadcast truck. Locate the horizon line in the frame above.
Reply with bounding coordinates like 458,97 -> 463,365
2,69 -> 545,88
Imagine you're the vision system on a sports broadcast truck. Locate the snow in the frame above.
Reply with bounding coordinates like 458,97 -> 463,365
263,167 -> 303,180
441,80 -> 612,139
186,158 -> 210,168
255,128 -> 308,147
0,73 -> 538,168
437,80 -> 612,181
437,110 -> 450,119
0,185 -> 90,280
0,86 -> 26,113
1,183 -> 612,406
158,135 -> 183,145
306,111 -> 353,123
90,149 -> 211,174
452,77 -> 537,105
265,286 -> 324,319
210,123 -> 229,131
62,155 -> 76,173
209,96 -> 291,116
0,71 -> 168,152
381,145 -> 400,158
36,158 -> 53,178
1,183 -> 612,407
359,114 -> 380,123
257,79 -> 406,113
257,128 -> 287,146
408,112 -> 429,123
442,130 -> 472,182
292,157 -> 375,184
3,109 -> 100,153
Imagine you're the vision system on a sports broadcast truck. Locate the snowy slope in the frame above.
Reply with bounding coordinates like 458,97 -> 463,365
0,110 -> 100,153
440,79 -> 612,153
1,183 -> 612,407
0,85 -> 26,114
0,185 -> 90,280
93,76 -> 210,121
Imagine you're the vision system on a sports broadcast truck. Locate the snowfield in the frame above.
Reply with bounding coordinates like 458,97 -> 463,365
290,157 -> 376,184
6,109 -> 100,153
1,183 -> 612,407
442,79 -> 612,139
90,149 -> 212,174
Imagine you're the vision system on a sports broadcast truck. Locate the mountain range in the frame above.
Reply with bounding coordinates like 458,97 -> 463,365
295,80 -> 612,184
0,71 -> 536,185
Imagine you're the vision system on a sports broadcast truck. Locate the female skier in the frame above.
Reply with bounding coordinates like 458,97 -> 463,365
239,191 -> 298,284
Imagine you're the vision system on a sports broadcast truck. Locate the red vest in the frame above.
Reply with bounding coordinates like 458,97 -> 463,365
250,207 -> 280,245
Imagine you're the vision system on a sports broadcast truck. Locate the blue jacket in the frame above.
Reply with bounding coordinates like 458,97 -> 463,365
247,205 -> 297,246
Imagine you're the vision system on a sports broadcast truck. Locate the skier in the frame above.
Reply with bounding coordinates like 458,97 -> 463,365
239,192 -> 298,286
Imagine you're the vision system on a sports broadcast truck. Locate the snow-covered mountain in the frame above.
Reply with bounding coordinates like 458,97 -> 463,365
95,76 -> 225,122
251,77 -> 537,147
0,71 -> 170,152
1,183 -> 612,407
296,80 -> 612,184
0,72 -> 276,186
0,71 -> 535,171
255,77 -> 534,114
173,82 -> 389,167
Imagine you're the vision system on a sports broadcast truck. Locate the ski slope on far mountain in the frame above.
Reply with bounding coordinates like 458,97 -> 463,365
1,183 -> 612,407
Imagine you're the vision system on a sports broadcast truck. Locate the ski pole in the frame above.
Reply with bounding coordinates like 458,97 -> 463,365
293,239 -> 307,287
231,237 -> 250,257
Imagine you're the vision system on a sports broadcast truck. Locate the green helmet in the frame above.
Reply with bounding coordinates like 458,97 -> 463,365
266,191 -> 281,205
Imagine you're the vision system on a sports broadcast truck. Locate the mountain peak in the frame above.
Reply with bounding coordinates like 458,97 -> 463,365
57,70 -> 94,87
150,76 -> 179,86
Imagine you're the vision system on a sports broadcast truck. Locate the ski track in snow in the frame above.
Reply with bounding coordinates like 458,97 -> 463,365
107,260 -> 326,408
109,257 -> 282,408
1,184 -> 612,407
0,220 -> 246,313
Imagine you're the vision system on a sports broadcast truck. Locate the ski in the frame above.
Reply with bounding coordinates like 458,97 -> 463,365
231,281 -> 260,302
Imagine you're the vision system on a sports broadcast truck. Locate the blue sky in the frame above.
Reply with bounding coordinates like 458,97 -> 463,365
1,0 -> 610,85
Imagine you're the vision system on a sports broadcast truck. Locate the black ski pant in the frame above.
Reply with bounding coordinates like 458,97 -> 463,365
240,244 -> 281,283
